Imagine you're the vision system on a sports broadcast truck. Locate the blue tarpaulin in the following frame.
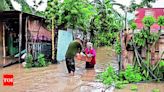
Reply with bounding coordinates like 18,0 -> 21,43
57,30 -> 73,62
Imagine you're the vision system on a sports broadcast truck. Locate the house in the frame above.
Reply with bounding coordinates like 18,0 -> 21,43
135,8 -> 164,32
133,8 -> 164,64
121,8 -> 164,69
0,10 -> 51,67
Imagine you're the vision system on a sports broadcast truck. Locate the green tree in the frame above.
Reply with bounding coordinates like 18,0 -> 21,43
129,0 -> 157,12
90,0 -> 123,46
0,0 -> 44,16
44,0 -> 96,30
132,16 -> 164,80
157,16 -> 164,31
142,16 -> 155,28
0,0 -> 10,11
14,0 -> 44,15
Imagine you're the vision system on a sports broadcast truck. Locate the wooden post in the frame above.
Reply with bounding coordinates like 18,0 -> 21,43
19,13 -> 23,63
52,17 -> 55,60
2,22 -> 6,57
25,17 -> 29,54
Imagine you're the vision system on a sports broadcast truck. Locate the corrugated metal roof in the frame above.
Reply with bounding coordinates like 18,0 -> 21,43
0,10 -> 44,20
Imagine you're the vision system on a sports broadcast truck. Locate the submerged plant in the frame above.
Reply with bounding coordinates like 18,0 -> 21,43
119,65 -> 144,83
25,54 -> 33,68
98,65 -> 144,89
37,53 -> 47,67
152,88 -> 160,92
130,85 -> 138,91
101,66 -> 118,85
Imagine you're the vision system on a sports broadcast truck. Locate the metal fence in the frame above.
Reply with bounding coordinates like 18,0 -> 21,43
28,42 -> 51,60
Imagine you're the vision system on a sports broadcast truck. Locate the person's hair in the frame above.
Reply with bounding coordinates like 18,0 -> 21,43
87,42 -> 93,48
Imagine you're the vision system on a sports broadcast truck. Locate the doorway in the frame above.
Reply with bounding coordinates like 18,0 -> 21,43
5,19 -> 25,57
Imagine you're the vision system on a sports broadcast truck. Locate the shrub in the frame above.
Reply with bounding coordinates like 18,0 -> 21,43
130,22 -> 137,30
157,16 -> 164,26
25,53 -> 50,68
120,65 -> 144,83
101,66 -> 118,85
25,54 -> 33,68
98,65 -> 144,89
142,16 -> 155,27
37,53 -> 47,67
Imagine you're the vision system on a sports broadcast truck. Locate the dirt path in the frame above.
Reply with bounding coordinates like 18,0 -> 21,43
0,47 -> 163,92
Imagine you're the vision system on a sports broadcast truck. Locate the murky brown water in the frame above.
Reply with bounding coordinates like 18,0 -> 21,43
115,83 -> 164,92
0,47 -> 164,92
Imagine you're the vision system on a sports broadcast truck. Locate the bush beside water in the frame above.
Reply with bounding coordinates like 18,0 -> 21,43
97,65 -> 162,89
25,53 -> 50,68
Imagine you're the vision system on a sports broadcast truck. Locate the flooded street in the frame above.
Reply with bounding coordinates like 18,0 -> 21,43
0,47 -> 164,92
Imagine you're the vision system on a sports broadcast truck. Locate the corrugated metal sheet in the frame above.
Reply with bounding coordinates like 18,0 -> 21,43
57,30 -> 73,62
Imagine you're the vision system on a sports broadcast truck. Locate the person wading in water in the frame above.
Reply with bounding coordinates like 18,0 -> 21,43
85,42 -> 96,69
65,35 -> 83,76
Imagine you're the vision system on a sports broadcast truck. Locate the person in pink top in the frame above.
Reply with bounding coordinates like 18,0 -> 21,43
85,42 -> 96,69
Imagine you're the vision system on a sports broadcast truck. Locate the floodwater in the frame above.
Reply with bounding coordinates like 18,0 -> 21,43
0,47 -> 164,92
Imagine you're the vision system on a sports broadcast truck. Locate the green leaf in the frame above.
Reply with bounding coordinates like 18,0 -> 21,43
130,22 -> 137,30
157,16 -> 164,26
142,16 -> 155,27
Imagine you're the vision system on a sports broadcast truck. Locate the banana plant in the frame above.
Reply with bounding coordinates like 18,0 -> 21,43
0,0 -> 10,11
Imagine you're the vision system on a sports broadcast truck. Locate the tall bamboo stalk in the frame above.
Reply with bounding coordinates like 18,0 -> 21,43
52,17 -> 55,60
